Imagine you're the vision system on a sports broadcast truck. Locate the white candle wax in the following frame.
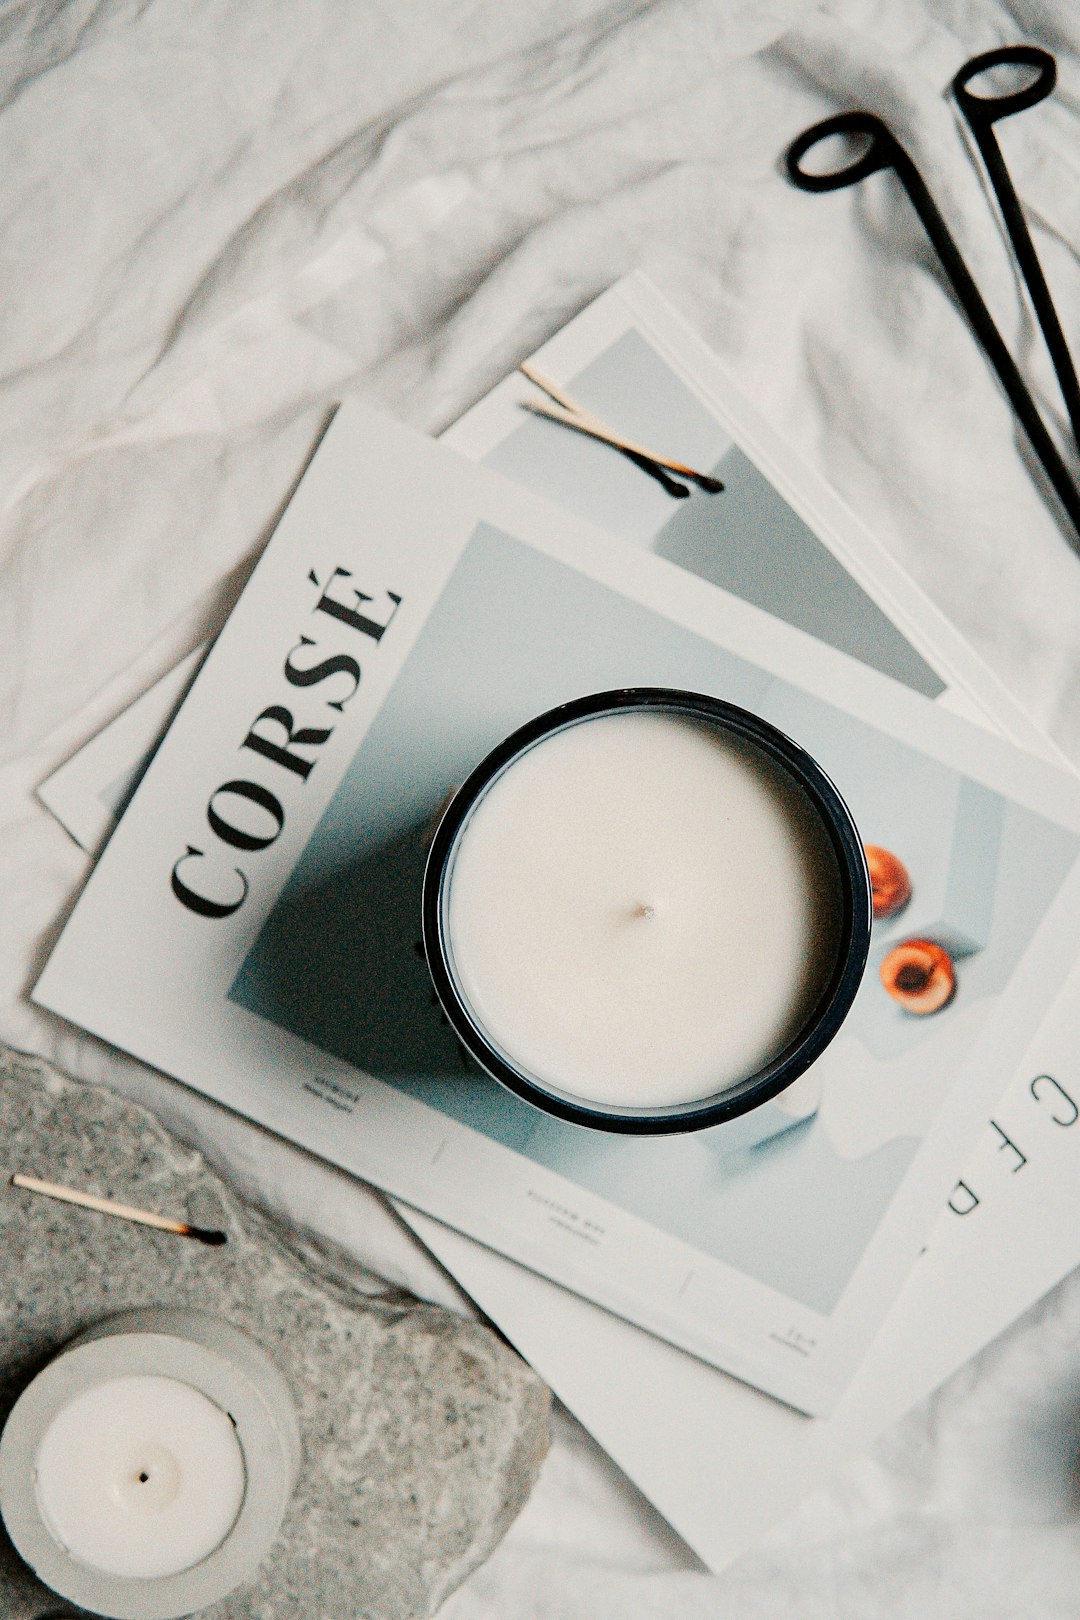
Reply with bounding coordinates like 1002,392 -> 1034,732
445,710 -> 843,1110
34,1374 -> 246,1580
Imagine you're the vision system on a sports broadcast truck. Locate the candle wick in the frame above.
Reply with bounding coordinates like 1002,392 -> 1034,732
632,903 -> 656,920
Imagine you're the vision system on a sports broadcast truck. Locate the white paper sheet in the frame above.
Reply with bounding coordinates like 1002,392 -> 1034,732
405,995 -> 1080,1569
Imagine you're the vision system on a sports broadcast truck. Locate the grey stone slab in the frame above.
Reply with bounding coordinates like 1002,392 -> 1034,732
0,1046 -> 550,1619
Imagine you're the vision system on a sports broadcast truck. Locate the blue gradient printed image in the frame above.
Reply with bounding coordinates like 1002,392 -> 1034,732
231,524 -> 1078,1314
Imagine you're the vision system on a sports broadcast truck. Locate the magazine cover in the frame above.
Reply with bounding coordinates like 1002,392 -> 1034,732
447,273 -> 1063,763
32,401 -> 1080,1413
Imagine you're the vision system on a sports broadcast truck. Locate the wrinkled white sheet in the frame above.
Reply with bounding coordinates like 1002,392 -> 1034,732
5,0 -> 1080,1614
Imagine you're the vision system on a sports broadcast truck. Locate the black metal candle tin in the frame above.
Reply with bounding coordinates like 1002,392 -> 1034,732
422,688 -> 872,1135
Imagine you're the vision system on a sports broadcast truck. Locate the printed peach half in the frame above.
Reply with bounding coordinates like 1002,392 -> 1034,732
879,939 -> 955,1014
864,845 -> 912,921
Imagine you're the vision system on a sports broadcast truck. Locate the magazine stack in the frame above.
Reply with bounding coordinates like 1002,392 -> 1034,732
34,277 -> 1080,1570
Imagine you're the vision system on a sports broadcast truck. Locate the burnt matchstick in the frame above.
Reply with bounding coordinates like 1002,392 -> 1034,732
517,362 -> 724,493
622,448 -> 690,498
521,397 -> 723,490
10,1174 -> 227,1245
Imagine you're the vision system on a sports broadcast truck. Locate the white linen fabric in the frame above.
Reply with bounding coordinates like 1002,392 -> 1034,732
4,0 -> 1080,1613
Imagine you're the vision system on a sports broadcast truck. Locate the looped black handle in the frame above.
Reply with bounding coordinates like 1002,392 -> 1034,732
785,111 -> 902,194
952,44 -> 1056,125
782,51 -> 1080,546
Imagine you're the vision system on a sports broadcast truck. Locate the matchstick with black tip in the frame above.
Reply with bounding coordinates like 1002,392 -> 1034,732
10,1174 -> 227,1245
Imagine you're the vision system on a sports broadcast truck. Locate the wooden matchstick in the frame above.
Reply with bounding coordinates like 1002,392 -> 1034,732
520,398 -> 724,490
10,1174 -> 227,1245
518,360 -> 591,418
516,365 -> 722,491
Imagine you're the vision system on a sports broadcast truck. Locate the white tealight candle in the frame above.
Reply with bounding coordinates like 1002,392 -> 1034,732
443,708 -> 844,1112
35,1374 -> 246,1579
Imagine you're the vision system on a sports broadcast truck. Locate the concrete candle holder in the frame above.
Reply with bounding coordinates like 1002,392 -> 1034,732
0,1309 -> 301,1619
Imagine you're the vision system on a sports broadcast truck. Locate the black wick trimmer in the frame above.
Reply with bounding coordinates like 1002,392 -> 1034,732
785,45 -> 1080,544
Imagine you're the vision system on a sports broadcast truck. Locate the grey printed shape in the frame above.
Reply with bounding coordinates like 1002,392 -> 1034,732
485,328 -> 944,698
655,444 -> 945,698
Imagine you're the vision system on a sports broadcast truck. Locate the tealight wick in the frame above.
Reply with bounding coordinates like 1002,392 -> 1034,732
632,903 -> 656,920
